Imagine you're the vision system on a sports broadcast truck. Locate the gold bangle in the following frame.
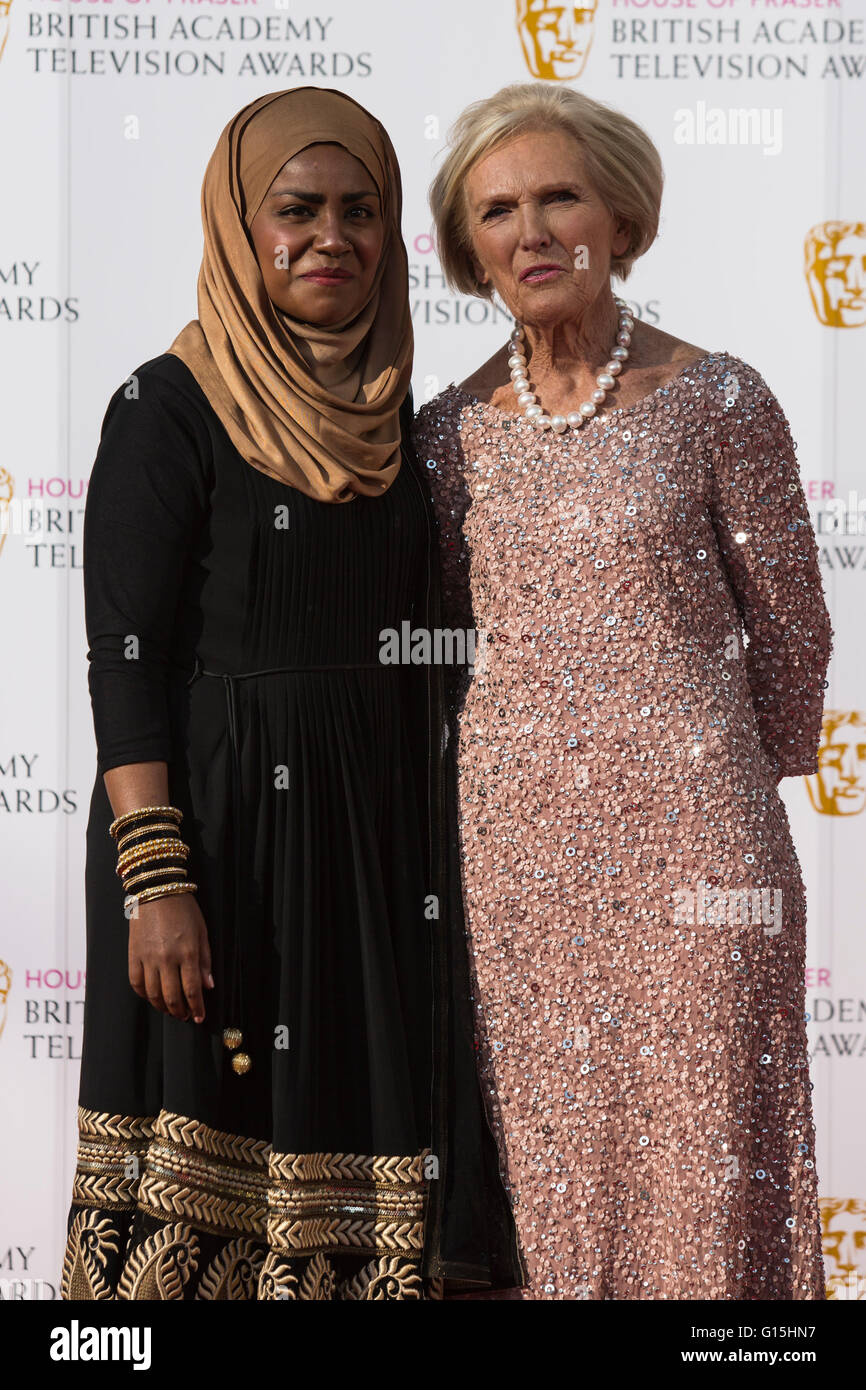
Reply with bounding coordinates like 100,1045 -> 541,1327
116,850 -> 189,884
118,857 -> 190,885
125,882 -> 198,910
118,859 -> 190,887
123,865 -> 188,891
116,839 -> 189,861
111,804 -> 183,834
110,805 -> 182,840
116,822 -> 182,853
118,858 -> 190,888
116,839 -> 190,873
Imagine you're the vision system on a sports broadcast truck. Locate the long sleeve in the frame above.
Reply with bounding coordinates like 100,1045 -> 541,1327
411,394 -> 476,718
83,366 -> 210,773
706,358 -> 833,778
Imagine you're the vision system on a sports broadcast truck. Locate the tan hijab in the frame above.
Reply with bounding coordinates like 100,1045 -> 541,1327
167,87 -> 413,503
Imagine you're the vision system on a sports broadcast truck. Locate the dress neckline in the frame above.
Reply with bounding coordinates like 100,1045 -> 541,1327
448,350 -> 722,427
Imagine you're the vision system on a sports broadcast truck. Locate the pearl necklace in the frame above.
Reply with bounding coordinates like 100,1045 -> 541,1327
508,297 -> 634,433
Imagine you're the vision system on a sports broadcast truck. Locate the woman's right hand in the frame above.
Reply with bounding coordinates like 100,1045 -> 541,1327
128,893 -> 214,1023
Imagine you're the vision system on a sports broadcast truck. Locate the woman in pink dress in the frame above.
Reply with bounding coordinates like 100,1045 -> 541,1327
413,82 -> 832,1300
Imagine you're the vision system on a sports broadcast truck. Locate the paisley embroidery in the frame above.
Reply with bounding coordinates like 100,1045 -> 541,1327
258,1252 -> 300,1301
339,1255 -> 425,1301
196,1238 -> 266,1301
297,1251 -> 337,1300
60,1211 -> 121,1301
116,1223 -> 200,1301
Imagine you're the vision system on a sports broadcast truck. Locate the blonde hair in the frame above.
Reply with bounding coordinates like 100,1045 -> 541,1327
430,82 -> 664,298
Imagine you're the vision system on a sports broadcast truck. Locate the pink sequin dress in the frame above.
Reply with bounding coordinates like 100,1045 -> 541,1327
411,352 -> 832,1300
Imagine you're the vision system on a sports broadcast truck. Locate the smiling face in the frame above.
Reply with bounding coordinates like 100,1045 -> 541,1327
249,142 -> 386,326
464,127 -> 630,329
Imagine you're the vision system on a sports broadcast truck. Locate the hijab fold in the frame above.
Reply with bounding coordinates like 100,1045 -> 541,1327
167,87 -> 413,503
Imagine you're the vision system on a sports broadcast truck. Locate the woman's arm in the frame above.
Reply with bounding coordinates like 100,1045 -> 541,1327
104,761 -> 213,1023
85,366 -> 212,1021
706,359 -> 833,779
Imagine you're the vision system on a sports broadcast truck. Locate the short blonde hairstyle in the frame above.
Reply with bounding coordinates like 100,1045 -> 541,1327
430,82 -> 664,297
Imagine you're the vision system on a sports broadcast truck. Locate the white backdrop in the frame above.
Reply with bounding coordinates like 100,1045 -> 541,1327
0,0 -> 864,1300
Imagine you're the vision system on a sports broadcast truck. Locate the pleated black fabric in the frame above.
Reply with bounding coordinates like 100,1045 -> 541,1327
63,352 -> 525,1301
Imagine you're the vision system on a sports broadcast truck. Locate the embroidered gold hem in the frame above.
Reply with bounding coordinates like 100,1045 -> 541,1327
63,1106 -> 437,1301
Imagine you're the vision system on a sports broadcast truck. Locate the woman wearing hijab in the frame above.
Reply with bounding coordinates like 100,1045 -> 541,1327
60,87 -> 524,1302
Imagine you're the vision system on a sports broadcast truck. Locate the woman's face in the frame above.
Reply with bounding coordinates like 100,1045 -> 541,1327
463,127 -> 631,328
249,143 -> 385,325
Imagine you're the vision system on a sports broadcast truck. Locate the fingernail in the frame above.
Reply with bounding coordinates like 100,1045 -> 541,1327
194,1014 -> 204,1024
205,973 -> 214,989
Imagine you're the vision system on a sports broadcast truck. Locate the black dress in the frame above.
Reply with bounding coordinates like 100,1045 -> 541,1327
60,353 -> 525,1301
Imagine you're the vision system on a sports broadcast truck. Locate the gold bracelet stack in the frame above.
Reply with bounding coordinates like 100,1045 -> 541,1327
109,805 -> 197,913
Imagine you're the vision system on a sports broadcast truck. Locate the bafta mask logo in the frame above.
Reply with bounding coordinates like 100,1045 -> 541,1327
516,0 -> 598,82
0,958 -> 11,1040
805,222 -> 866,328
821,1198 -> 866,1300
0,467 -> 13,559
806,710 -> 866,817
0,0 -> 13,65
